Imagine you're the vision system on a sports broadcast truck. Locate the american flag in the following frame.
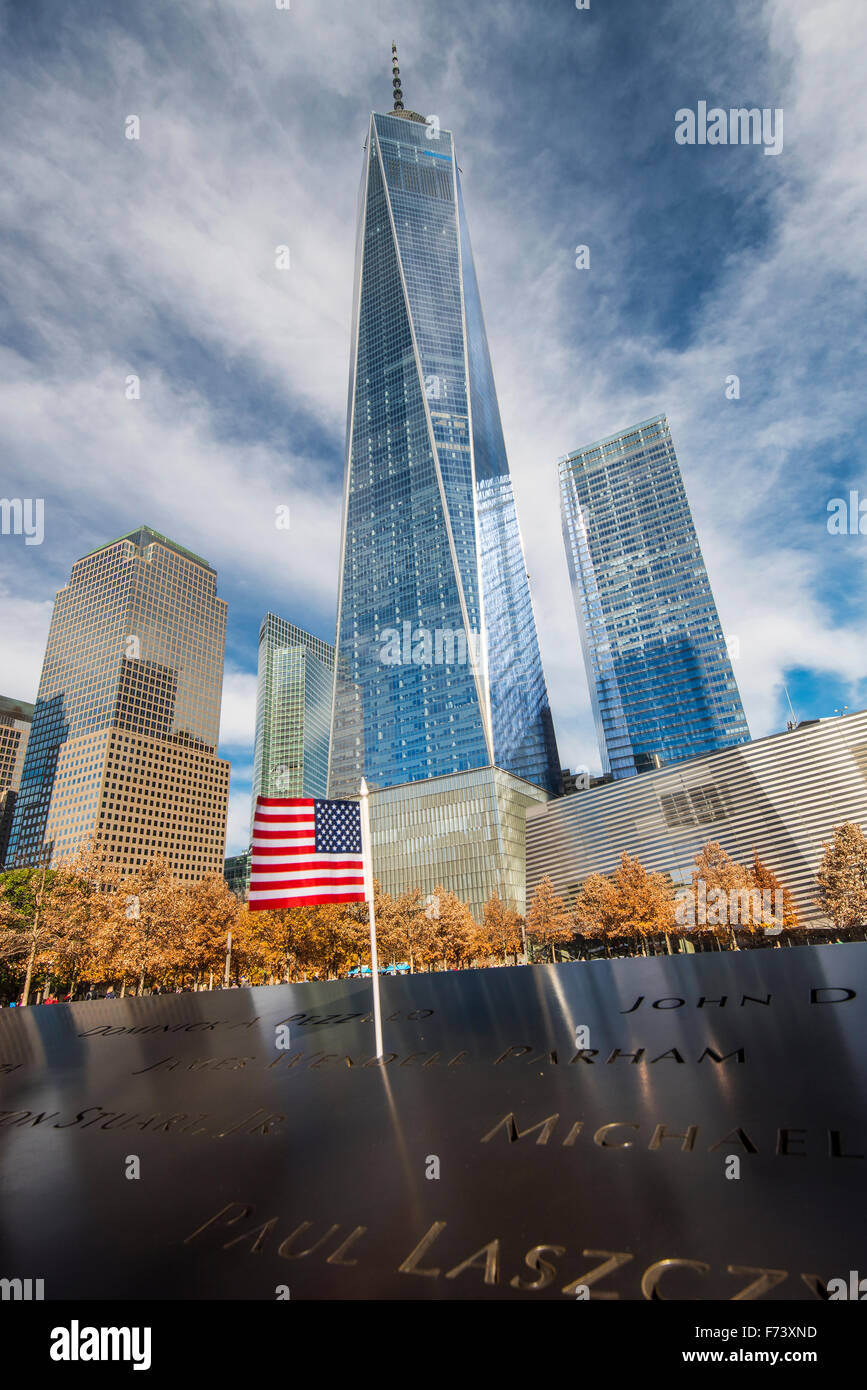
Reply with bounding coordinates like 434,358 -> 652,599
248,796 -> 367,911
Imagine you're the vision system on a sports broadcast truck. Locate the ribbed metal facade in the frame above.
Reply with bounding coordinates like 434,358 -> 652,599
526,710 -> 867,927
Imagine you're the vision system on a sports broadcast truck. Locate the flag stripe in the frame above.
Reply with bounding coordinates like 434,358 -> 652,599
253,828 -> 315,839
250,834 -> 315,845
248,850 -> 361,861
255,800 -> 316,811
250,870 -> 366,884
250,881 -> 364,895
252,811 -> 312,822
249,891 -> 366,907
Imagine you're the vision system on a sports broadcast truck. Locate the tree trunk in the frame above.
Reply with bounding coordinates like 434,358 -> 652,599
138,968 -> 145,996
21,933 -> 38,1007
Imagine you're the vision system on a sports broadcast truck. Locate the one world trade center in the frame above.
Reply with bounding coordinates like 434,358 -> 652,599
329,48 -> 560,799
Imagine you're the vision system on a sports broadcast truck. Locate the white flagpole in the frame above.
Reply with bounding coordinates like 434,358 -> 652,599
359,778 -> 383,1058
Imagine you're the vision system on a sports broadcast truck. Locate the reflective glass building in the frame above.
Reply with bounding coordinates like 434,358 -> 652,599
559,415 -> 750,778
0,695 -> 34,867
5,526 -> 230,878
251,614 -> 334,821
329,55 -> 560,798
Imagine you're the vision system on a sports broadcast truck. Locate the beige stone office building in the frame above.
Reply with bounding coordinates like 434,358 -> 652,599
526,709 -> 867,928
6,527 -> 229,881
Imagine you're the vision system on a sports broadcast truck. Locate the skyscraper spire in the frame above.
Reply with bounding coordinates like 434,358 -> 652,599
391,41 -> 404,111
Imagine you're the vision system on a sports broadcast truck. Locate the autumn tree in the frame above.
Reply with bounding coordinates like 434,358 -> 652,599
48,843 -> 121,993
688,841 -> 757,948
363,882 -> 404,971
613,854 -> 675,950
476,891 -> 524,966
0,863 -> 61,1004
234,904 -> 315,983
333,883 -> 401,976
573,855 -> 675,953
526,875 -> 574,963
750,852 -> 799,933
572,872 -> 617,945
182,875 -> 239,987
229,903 -> 267,982
390,889 -> 437,973
310,902 -> 368,978
427,885 -> 476,970
815,821 -> 867,931
113,857 -> 183,994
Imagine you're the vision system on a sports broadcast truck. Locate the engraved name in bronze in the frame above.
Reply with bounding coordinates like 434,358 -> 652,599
78,1019 -> 260,1038
0,1105 -> 286,1138
480,1110 -> 864,1158
182,1201 -> 838,1300
620,987 -> 856,1013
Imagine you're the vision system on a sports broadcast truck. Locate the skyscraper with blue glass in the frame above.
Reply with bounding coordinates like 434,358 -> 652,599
559,414 -> 750,779
329,49 -> 560,798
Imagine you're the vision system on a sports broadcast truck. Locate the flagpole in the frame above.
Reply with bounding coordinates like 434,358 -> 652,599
359,778 -> 383,1058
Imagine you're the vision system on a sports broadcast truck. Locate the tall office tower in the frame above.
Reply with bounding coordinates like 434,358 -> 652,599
251,614 -> 334,819
329,48 -> 560,797
5,526 -> 230,879
0,695 -> 34,866
560,415 -> 750,779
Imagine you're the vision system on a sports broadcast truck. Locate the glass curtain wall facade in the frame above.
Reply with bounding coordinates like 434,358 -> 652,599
559,415 -> 750,778
329,99 -> 559,798
0,696 -> 34,867
224,851 -> 251,902
5,527 -> 229,879
251,614 -> 334,822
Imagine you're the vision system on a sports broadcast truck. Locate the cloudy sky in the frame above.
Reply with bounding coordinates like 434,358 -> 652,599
1,0 -> 865,855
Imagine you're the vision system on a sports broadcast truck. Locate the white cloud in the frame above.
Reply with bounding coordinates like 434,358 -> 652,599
0,588 -> 52,702
467,0 -> 867,769
1,0 -> 864,791
224,784 -> 252,858
219,668 -> 257,750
